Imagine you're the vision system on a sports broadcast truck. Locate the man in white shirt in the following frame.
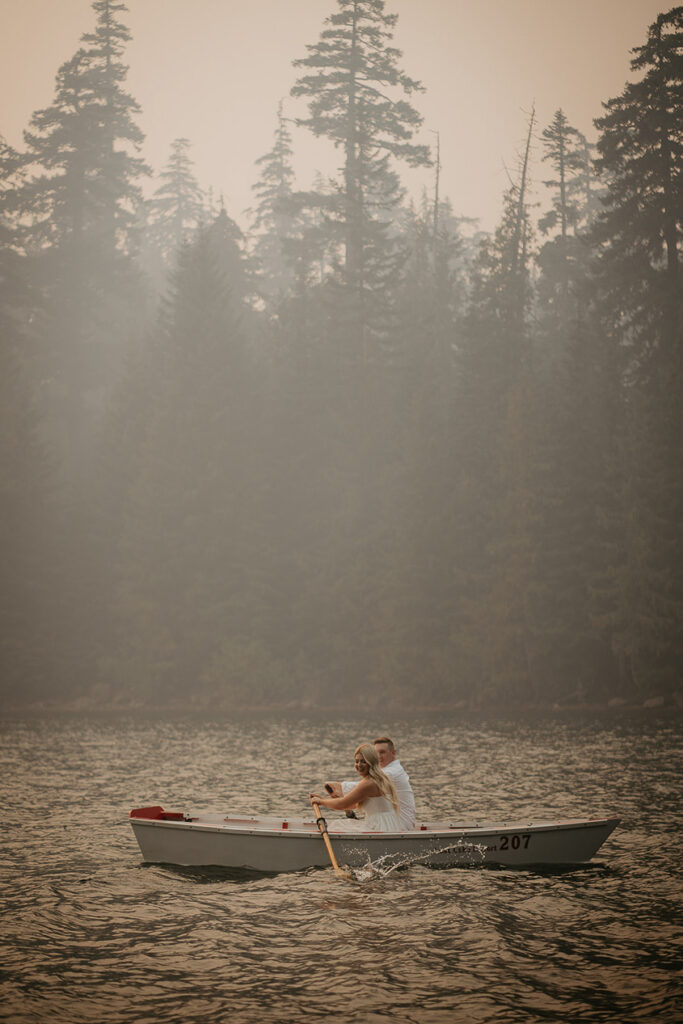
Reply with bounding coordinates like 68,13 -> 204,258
325,735 -> 417,831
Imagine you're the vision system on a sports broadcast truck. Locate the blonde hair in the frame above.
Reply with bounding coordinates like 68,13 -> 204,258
355,742 -> 399,813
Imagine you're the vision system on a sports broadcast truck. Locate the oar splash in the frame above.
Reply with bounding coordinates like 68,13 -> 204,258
343,839 -> 488,882
310,805 -> 488,883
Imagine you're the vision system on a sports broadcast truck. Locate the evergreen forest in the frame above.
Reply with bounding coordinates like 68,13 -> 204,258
1,0 -> 681,713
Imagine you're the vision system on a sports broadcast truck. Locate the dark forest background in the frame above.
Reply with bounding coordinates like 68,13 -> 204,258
1,1 -> 681,711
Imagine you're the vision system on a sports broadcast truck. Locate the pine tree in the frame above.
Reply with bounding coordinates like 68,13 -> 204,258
537,110 -> 587,306
591,7 -> 683,696
593,6 -> 682,372
398,190 -> 467,356
146,137 -> 205,272
536,109 -> 605,367
529,110 -> 616,702
206,203 -> 252,309
573,132 -> 601,230
0,136 -> 30,333
539,110 -> 585,241
80,0 -> 148,250
22,0 -> 148,259
291,0 -> 430,349
248,103 -> 303,303
18,0 -> 149,479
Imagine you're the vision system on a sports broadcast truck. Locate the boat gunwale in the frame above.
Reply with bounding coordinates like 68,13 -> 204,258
129,815 -> 621,842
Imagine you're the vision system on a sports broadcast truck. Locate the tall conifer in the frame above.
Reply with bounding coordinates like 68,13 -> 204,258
147,138 -> 205,271
19,0 -> 148,478
249,103 -> 316,305
592,7 -> 683,694
292,0 -> 430,348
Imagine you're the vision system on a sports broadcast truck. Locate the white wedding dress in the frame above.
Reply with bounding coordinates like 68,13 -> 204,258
330,794 -> 401,832
361,794 -> 401,831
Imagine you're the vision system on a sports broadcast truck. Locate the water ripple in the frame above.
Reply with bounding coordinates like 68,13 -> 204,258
1,713 -> 681,1024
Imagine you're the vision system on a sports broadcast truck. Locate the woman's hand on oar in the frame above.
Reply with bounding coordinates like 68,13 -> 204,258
310,799 -> 352,881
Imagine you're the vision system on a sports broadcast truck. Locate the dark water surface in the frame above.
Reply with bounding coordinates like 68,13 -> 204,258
1,713 -> 681,1023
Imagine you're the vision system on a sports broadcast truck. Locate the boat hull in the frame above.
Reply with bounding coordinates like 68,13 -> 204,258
129,811 -> 620,873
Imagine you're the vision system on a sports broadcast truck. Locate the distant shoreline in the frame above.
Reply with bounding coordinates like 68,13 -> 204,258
1,698 -> 680,718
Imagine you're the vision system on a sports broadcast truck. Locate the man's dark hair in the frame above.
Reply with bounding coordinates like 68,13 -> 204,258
374,736 -> 395,750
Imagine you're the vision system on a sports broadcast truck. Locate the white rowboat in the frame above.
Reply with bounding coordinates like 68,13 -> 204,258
129,806 -> 620,873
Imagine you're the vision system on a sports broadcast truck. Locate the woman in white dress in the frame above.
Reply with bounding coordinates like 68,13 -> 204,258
309,743 -> 401,831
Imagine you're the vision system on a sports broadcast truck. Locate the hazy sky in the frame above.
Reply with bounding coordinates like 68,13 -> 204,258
0,0 -> 669,231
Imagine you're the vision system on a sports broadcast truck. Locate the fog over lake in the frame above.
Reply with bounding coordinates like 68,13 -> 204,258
2,4 -> 681,1015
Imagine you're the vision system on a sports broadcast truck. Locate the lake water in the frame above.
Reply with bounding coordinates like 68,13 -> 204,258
1,712 -> 681,1023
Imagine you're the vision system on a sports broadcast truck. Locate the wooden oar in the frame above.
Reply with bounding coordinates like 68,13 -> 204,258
311,801 -> 352,880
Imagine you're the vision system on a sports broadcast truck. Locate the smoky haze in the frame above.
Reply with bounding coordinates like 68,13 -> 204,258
0,0 -> 670,230
1,0 -> 681,714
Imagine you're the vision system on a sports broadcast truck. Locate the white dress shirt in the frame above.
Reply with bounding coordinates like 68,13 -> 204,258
341,757 -> 416,831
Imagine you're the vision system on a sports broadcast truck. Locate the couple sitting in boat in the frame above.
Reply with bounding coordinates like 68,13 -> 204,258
309,735 -> 416,832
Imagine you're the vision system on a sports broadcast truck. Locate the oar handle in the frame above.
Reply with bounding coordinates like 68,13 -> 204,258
311,801 -> 347,878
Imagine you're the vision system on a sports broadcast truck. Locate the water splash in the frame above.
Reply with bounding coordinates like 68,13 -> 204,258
343,840 -> 487,883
